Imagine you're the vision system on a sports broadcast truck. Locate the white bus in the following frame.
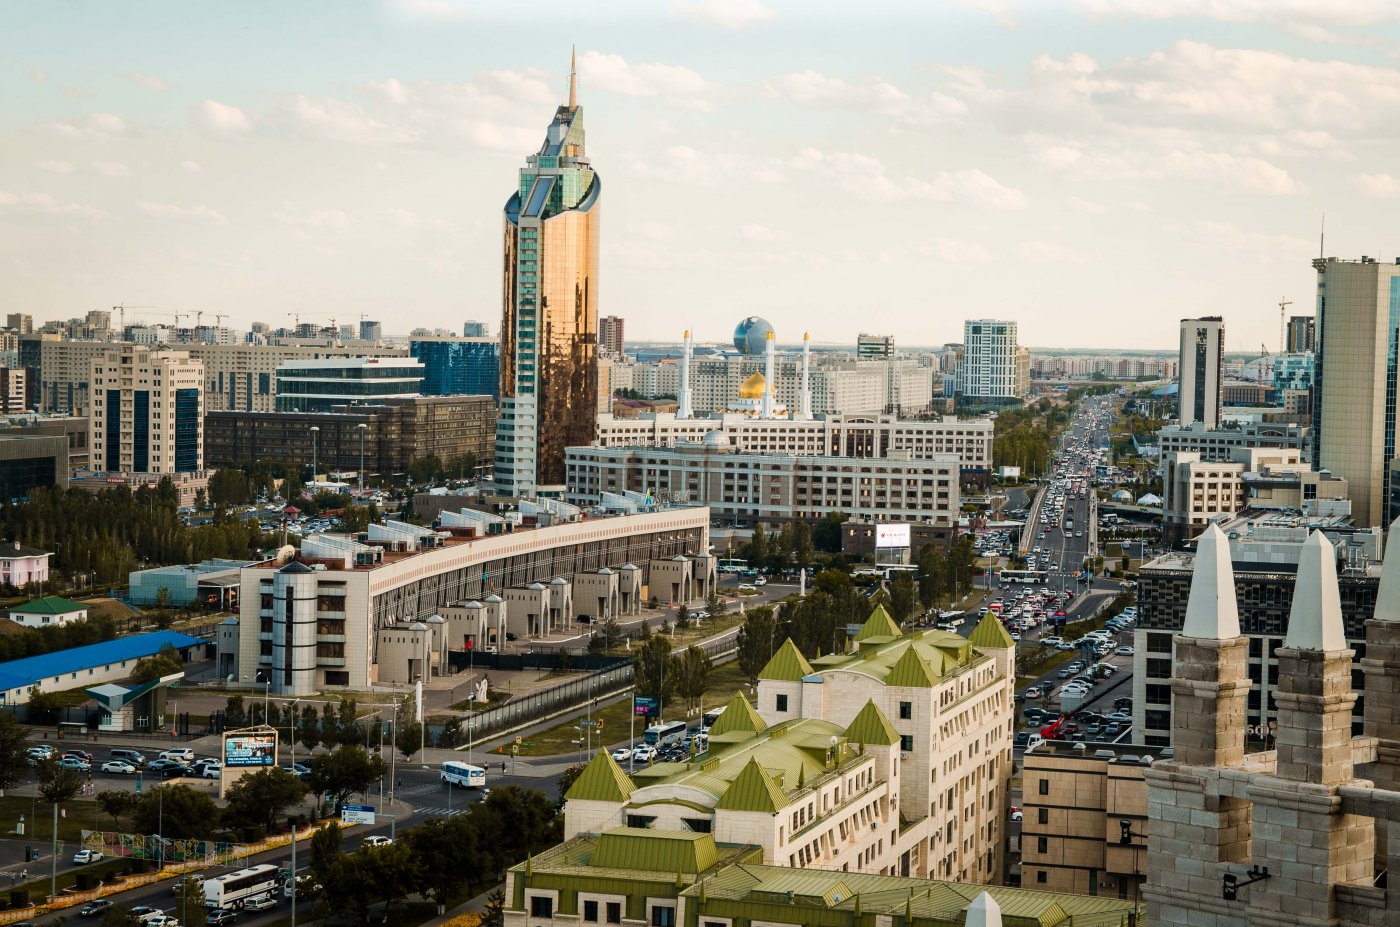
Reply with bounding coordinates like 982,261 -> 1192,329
643,720 -> 688,747
205,864 -> 280,909
441,761 -> 487,788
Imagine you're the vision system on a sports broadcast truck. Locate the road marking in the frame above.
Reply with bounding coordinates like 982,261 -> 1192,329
413,806 -> 468,817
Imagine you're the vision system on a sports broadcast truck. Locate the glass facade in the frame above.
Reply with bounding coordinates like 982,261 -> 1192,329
104,388 -> 121,471
0,455 -> 56,503
132,390 -> 149,473
496,68 -> 600,494
275,361 -> 425,412
174,387 -> 200,472
410,340 -> 500,398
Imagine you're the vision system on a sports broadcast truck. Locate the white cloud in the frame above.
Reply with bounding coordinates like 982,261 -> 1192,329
1357,173 -> 1400,196
795,149 -> 1027,209
387,208 -> 419,228
627,145 -> 786,187
136,201 -> 228,225
193,99 -> 252,136
0,191 -> 106,218
385,0 -> 468,18
274,208 -> 351,228
917,239 -> 993,262
1163,149 -> 1303,194
764,70 -> 966,126
45,112 -> 130,140
1065,196 -> 1107,213
119,72 -> 168,92
91,161 -> 131,178
1185,219 -> 1314,261
578,51 -> 708,102
179,161 -> 203,174
36,160 -> 74,174
30,69 -> 46,86
738,223 -> 791,243
1018,240 -> 1087,263
280,95 -> 420,145
674,0 -> 774,31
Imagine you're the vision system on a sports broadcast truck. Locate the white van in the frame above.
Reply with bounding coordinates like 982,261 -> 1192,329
160,748 -> 195,763
1025,734 -> 1045,751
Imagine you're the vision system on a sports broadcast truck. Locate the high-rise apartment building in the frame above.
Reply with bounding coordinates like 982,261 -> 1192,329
0,369 -> 27,415
409,337 -> 500,399
1176,316 -> 1224,429
857,332 -> 894,358
89,345 -> 204,474
958,320 -> 1026,401
598,315 -> 624,358
495,51 -> 601,496
359,320 -> 382,342
462,320 -> 489,338
1311,256 -> 1400,527
1286,314 -> 1315,353
6,315 -> 32,335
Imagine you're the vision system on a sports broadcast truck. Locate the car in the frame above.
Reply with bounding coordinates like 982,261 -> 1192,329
1107,711 -> 1132,723
631,745 -> 657,763
1009,807 -> 1023,822
1104,723 -> 1122,737
159,748 -> 195,763
63,750 -> 94,763
363,835 -> 393,848
1013,732 -> 1030,748
147,917 -> 180,927
752,577 -> 766,586
206,910 -> 238,927
147,758 -> 181,772
59,757 -> 90,771
243,896 -> 277,913
1116,646 -> 1134,656
611,746 -> 632,761
131,907 -> 163,923
80,901 -> 114,918
200,763 -> 222,779
282,763 -> 311,779
73,849 -> 104,864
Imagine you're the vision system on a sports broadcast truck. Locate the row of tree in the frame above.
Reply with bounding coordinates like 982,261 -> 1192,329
992,402 -> 1070,477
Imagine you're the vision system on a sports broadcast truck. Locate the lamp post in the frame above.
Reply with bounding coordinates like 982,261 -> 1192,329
357,423 -> 367,493
309,426 -> 320,483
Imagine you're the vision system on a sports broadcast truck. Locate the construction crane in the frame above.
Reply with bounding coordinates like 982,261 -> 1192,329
213,313 -> 226,328
1278,297 -> 1293,354
194,310 -> 204,329
112,303 -> 161,332
1259,343 -> 1273,384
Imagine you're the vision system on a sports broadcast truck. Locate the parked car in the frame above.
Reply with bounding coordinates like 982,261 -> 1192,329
1115,646 -> 1134,656
1009,807 -> 1023,822
63,750 -> 94,763
243,895 -> 277,912
80,901 -> 114,918
110,748 -> 146,766
159,748 -> 195,763
58,757 -> 90,772
73,849 -> 103,864
147,916 -> 180,927
131,907 -> 163,924
363,835 -> 393,848
611,746 -> 632,761
205,909 -> 237,927
199,763 -> 222,779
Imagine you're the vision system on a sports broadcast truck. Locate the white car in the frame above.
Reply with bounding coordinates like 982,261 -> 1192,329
73,849 -> 104,864
631,744 -> 657,763
199,763 -> 222,779
363,835 -> 393,848
611,746 -> 632,761
101,760 -> 137,775
1116,646 -> 1134,656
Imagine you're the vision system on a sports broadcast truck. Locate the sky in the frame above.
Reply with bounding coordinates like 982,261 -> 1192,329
5,1 -> 1400,352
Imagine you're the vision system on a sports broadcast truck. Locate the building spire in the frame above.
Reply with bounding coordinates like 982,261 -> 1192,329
1283,530 -> 1346,651
1181,523 -> 1240,640
1376,516 -> 1400,622
568,45 -> 578,109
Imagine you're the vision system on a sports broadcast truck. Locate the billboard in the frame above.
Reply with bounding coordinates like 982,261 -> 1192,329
875,523 -> 911,548
633,696 -> 658,717
223,731 -> 277,768
340,804 -> 375,825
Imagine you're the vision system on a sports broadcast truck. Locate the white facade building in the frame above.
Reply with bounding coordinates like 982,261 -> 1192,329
958,320 -> 1027,401
89,344 -> 204,475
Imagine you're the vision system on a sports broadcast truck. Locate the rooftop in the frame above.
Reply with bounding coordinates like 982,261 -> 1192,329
0,630 -> 202,692
11,596 -> 85,616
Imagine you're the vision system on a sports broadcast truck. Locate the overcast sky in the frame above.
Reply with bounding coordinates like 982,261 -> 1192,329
5,0 -> 1400,352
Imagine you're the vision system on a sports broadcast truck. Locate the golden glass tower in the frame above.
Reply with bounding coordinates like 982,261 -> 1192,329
494,50 -> 601,496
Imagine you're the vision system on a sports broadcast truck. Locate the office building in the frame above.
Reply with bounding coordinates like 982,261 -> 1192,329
959,320 -> 1027,402
566,442 -> 960,528
0,415 -> 89,471
205,395 -> 495,480
857,332 -> 895,358
1155,421 -> 1306,462
496,52 -> 601,495
0,369 -> 26,415
6,315 -> 32,335
1271,352 -> 1314,392
598,315 -> 625,358
1019,740 -> 1166,898
1132,522 -> 1382,746
359,320 -> 382,343
0,434 -> 68,501
1141,523 -> 1400,926
1311,256 -> 1400,527
409,337 -> 500,399
89,344 -> 204,474
1177,317 -> 1224,429
273,357 -> 425,412
226,507 -> 708,693
462,320 -> 489,338
1286,314 -> 1315,353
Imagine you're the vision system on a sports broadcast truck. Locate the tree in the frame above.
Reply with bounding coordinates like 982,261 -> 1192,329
310,821 -> 344,888
705,588 -> 727,619
0,710 -> 31,791
633,635 -> 677,707
395,714 -> 423,763
812,512 -> 847,553
26,685 -> 63,724
154,586 -> 172,610
792,520 -> 814,571
675,602 -> 690,630
673,646 -> 713,715
479,889 -> 506,927
407,817 -> 478,914
97,789 -> 137,829
889,571 -> 916,624
917,546 -> 946,610
36,755 -> 82,805
132,785 -> 220,840
223,766 -> 309,834
223,695 -> 247,729
305,745 -> 387,814
555,765 -> 584,811
130,643 -> 183,683
295,703 -> 322,753
735,607 -> 778,686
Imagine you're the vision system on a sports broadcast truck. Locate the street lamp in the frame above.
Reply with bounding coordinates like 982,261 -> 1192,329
309,426 -> 320,482
357,423 -> 368,493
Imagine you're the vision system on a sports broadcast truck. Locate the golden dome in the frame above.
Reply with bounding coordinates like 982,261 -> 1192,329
738,372 -> 767,399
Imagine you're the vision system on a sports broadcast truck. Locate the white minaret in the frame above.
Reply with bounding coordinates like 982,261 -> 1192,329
800,330 -> 812,420
761,329 -> 776,419
677,328 -> 693,420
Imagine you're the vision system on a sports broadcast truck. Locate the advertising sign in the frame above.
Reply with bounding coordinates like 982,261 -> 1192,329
223,731 -> 277,768
875,523 -> 911,548
340,804 -> 375,825
633,696 -> 658,717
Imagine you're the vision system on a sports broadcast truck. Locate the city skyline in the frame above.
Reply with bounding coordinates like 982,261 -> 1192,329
6,2 -> 1400,350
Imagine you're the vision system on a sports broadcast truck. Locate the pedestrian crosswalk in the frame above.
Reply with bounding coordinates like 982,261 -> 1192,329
413,805 -> 468,817
395,782 -> 438,797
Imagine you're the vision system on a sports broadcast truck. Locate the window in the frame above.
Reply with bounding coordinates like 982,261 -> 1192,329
1036,871 -> 1047,884
583,900 -> 599,922
651,905 -> 676,927
776,694 -> 788,712
1038,808 -> 1049,825
899,701 -> 912,720
607,902 -> 622,924
1038,779 -> 1048,795
1038,837 -> 1048,853
900,735 -> 914,752
530,896 -> 553,918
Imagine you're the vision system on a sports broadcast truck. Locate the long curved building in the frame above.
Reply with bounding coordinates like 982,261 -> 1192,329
495,50 -> 602,496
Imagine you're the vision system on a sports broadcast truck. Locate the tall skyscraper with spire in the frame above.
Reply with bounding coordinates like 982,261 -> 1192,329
495,49 -> 601,496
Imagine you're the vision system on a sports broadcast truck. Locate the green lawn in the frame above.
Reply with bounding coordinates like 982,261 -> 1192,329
0,796 -> 102,842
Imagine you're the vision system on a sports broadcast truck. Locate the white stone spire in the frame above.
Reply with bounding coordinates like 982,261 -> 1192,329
800,331 -> 812,420
965,892 -> 1003,927
1284,530 -> 1347,651
760,329 -> 776,419
1182,522 -> 1241,640
1377,516 -> 1400,622
677,329 -> 692,420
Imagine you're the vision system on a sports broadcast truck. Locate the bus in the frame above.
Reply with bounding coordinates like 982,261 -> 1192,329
717,559 -> 747,574
205,864 -> 280,909
441,761 -> 487,789
643,720 -> 688,747
701,708 -> 724,729
1001,569 -> 1049,585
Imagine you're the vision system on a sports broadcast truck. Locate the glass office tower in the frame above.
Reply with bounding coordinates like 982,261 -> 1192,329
495,51 -> 601,496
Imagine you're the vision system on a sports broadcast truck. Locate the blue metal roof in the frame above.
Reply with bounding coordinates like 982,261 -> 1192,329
0,631 -> 203,691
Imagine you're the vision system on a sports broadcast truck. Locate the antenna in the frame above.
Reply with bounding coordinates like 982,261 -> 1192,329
1278,298 -> 1292,354
1319,212 -> 1325,260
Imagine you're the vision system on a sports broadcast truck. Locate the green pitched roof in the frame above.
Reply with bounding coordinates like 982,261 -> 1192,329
854,603 -> 901,641
709,693 -> 766,736
844,700 -> 900,746
969,611 -> 1015,650
757,638 -> 813,682
591,827 -> 718,874
565,749 -> 636,803
885,646 -> 939,687
13,596 -> 85,616
714,757 -> 791,813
